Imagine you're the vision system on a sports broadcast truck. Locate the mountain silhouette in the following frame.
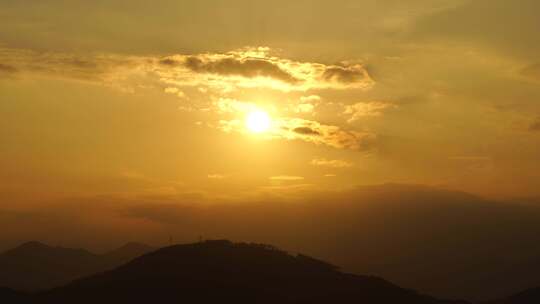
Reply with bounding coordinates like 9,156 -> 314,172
488,287 -> 540,304
102,242 -> 155,265
33,240 -> 468,304
104,184 -> 540,301
0,287 -> 28,303
0,241 -> 154,291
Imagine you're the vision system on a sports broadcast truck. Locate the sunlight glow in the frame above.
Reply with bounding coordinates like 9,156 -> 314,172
246,110 -> 271,133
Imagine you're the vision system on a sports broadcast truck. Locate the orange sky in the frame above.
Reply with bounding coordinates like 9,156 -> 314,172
1,0 -> 540,250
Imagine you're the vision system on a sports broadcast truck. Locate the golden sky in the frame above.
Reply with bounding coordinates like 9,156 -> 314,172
1,0 -> 540,253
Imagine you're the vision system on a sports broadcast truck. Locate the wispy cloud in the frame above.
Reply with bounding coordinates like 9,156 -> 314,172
269,176 -> 305,181
0,46 -> 378,151
0,63 -> 18,78
529,118 -> 540,132
275,118 -> 375,150
521,63 -> 540,83
344,101 -> 396,122
218,117 -> 375,151
0,47 -> 374,93
157,47 -> 374,92
311,158 -> 353,168
300,95 -> 321,103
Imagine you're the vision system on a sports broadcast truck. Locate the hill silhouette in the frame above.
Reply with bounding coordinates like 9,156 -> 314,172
6,185 -> 540,300
103,184 -> 540,301
0,287 -> 28,303
0,241 -> 154,291
488,287 -> 540,304
33,240 -> 468,304
102,242 -> 155,265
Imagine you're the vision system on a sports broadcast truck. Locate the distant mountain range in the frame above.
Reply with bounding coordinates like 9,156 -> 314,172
0,240 -> 470,304
0,241 -> 154,291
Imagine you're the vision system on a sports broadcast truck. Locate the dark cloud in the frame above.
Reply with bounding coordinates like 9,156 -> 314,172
0,63 -> 17,73
522,63 -> 540,82
1,48 -> 374,91
183,56 -> 298,84
66,59 -> 99,69
275,118 -> 376,150
322,65 -> 369,84
293,127 -> 321,136
158,58 -> 180,66
0,63 -> 18,77
530,118 -> 540,132
0,49 -> 140,83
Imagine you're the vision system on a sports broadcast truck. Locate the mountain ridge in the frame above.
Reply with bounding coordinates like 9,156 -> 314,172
35,240 -> 469,304
487,287 -> 540,304
0,241 -> 155,291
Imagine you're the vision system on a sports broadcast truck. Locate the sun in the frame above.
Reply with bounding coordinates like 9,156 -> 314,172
245,110 -> 271,133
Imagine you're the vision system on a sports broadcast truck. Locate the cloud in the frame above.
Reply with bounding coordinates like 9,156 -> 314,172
295,103 -> 315,113
300,95 -> 321,102
164,87 -> 179,94
215,98 -> 258,114
289,95 -> 321,114
0,47 -> 374,93
218,116 -> 375,150
158,58 -> 179,66
311,158 -> 353,168
521,63 -> 540,82
344,101 -> 396,122
322,64 -> 370,84
293,127 -> 321,136
0,63 -> 18,77
269,176 -> 304,181
0,47 -> 378,151
275,118 -> 376,150
201,96 -> 377,151
207,174 -> 226,179
183,55 -> 298,84
164,87 -> 187,99
155,47 -> 374,92
0,48 -> 139,85
530,118 -> 540,132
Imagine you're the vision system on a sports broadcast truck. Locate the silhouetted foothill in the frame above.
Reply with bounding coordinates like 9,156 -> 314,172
0,287 -> 28,303
33,240 -> 468,304
489,287 -> 540,304
0,241 -> 154,291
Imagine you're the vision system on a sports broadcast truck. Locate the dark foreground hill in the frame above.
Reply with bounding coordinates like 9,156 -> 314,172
0,287 -> 27,303
0,241 -> 154,291
488,287 -> 540,304
26,240 -> 467,304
